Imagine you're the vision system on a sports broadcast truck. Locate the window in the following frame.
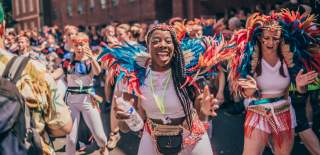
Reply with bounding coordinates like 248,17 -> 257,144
30,21 -> 35,30
100,0 -> 106,9
29,0 -> 34,12
77,0 -> 84,15
15,0 -> 20,16
112,0 -> 119,6
22,0 -> 26,13
23,22 -> 28,30
67,0 -> 73,17
90,0 -> 95,9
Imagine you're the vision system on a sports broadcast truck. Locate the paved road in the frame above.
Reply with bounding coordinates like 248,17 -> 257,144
53,106 -> 314,155
53,84 -> 315,155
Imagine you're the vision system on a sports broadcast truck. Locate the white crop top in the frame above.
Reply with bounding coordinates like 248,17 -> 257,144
255,59 -> 290,95
67,73 -> 93,87
139,68 -> 185,119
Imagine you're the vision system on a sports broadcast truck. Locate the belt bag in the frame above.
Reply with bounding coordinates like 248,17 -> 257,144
150,121 -> 183,155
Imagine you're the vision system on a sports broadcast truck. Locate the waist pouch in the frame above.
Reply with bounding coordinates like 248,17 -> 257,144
147,119 -> 183,155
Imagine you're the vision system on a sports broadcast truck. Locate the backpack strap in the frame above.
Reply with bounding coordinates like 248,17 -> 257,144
2,56 -> 18,78
2,56 -> 30,84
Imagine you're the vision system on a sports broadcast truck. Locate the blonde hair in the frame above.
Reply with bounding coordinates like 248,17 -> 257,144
64,25 -> 78,34
76,32 -> 89,39
116,24 -> 130,32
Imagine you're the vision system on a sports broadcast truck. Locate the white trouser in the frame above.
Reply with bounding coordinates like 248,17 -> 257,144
138,129 -> 213,155
66,94 -> 108,155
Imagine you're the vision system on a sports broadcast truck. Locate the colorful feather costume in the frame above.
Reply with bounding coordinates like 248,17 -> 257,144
98,25 -> 233,98
228,10 -> 320,146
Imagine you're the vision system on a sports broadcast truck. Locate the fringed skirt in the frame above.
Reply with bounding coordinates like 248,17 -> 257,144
244,98 -> 297,146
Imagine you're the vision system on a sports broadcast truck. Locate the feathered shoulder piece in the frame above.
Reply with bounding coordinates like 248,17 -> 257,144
98,33 -> 233,96
98,43 -> 148,97
227,30 -> 245,96
181,34 -> 234,90
279,9 -> 320,74
229,10 -> 320,95
279,9 -> 320,91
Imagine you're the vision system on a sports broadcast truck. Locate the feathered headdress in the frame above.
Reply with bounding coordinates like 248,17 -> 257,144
229,10 -> 320,96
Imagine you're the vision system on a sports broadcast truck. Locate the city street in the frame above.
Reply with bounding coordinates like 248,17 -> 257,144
1,1 -> 319,155
53,106 -> 313,155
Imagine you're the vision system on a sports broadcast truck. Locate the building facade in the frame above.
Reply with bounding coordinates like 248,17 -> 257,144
49,0 -> 204,27
50,0 -> 109,27
12,0 -> 41,31
50,0 -> 157,27
11,0 -> 283,28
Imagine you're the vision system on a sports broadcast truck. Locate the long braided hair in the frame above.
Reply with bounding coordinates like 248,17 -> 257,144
146,25 -> 194,128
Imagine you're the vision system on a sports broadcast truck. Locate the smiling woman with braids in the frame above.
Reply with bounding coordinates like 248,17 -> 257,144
105,24 -> 219,155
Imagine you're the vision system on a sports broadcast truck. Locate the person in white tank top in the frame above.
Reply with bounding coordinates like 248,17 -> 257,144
233,17 -> 319,155
113,25 -> 220,155
55,33 -> 109,155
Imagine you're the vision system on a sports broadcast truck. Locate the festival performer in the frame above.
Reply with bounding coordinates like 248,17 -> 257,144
228,10 -> 320,155
55,32 -> 108,155
99,24 -> 232,155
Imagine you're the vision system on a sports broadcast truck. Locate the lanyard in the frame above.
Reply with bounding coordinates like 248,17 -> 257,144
150,70 -> 171,114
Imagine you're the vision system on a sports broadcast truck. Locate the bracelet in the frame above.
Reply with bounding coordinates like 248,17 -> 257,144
241,87 -> 259,98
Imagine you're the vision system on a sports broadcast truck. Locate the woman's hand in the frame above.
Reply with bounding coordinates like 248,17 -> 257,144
238,75 -> 257,97
84,46 -> 94,60
196,86 -> 219,117
296,69 -> 318,93
84,46 -> 101,75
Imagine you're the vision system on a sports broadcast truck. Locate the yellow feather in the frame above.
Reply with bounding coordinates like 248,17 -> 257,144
301,15 -> 316,29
